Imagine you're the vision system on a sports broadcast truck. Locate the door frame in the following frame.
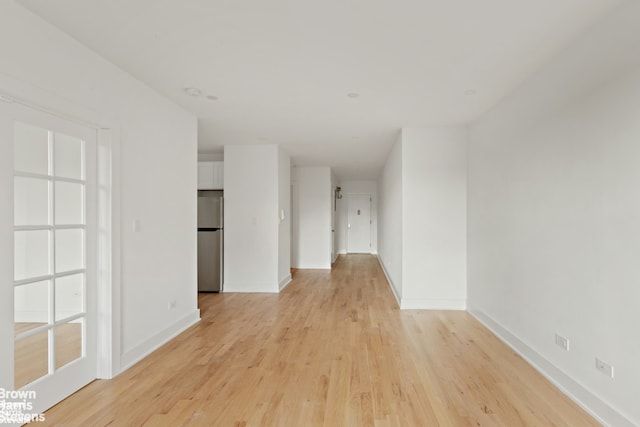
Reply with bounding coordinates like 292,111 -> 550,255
346,193 -> 372,253
0,76 -> 121,385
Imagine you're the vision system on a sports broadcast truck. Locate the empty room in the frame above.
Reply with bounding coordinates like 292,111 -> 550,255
0,0 -> 638,426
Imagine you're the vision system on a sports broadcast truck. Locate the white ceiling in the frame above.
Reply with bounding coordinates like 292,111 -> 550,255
18,0 -> 620,179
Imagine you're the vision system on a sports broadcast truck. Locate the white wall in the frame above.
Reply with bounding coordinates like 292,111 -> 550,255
278,148 -> 292,289
402,128 -> 467,309
377,136 -> 403,301
292,167 -> 332,269
0,1 -> 199,378
377,129 -> 467,309
336,181 -> 378,255
467,2 -> 640,425
224,145 -> 280,292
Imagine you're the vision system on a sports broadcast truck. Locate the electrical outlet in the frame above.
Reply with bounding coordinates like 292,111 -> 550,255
555,334 -> 570,351
595,358 -> 614,378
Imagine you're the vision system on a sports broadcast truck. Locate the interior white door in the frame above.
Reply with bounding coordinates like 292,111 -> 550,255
347,194 -> 371,253
0,99 -> 97,422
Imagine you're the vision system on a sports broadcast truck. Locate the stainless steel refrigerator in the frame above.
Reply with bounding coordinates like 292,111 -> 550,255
198,190 -> 223,292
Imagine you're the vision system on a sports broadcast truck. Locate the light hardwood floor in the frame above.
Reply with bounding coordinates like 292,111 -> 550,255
39,255 -> 599,426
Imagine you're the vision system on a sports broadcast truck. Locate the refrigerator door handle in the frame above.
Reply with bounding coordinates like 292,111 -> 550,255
220,197 -> 224,228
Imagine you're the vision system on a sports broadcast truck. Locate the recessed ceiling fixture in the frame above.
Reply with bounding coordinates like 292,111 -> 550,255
206,95 -> 219,101
465,89 -> 476,96
347,92 -> 359,98
183,87 -> 202,97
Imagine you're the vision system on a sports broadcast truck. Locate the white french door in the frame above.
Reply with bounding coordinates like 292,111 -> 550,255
1,100 -> 97,419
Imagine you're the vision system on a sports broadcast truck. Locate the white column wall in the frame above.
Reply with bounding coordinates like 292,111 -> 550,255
278,148 -> 292,289
401,128 -> 467,309
377,128 -> 467,309
224,145 -> 280,292
377,136 -> 403,302
292,167 -> 332,269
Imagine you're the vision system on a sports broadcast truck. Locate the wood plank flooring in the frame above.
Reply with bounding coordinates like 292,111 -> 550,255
39,255 -> 599,426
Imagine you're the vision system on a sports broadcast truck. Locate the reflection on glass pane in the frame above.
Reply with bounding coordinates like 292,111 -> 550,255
14,281 -> 49,336
55,181 -> 83,225
55,229 -> 84,273
55,275 -> 83,321
15,330 -> 49,388
14,177 -> 50,226
55,321 -> 83,370
14,122 -> 49,175
14,230 -> 50,281
54,133 -> 83,180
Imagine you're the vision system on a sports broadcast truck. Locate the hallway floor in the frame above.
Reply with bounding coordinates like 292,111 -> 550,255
41,255 -> 598,426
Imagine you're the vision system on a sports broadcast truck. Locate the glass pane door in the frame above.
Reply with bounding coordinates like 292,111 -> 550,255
0,97 -> 98,419
13,122 -> 89,389
0,97 -> 100,427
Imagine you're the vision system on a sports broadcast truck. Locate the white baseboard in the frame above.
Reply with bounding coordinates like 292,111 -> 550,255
119,309 -> 200,373
401,298 -> 466,310
279,274 -> 292,291
468,305 -> 635,427
337,250 -> 347,255
376,255 -> 401,308
295,264 -> 331,270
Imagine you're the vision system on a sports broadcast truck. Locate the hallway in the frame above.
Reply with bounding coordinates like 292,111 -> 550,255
41,255 -> 597,426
